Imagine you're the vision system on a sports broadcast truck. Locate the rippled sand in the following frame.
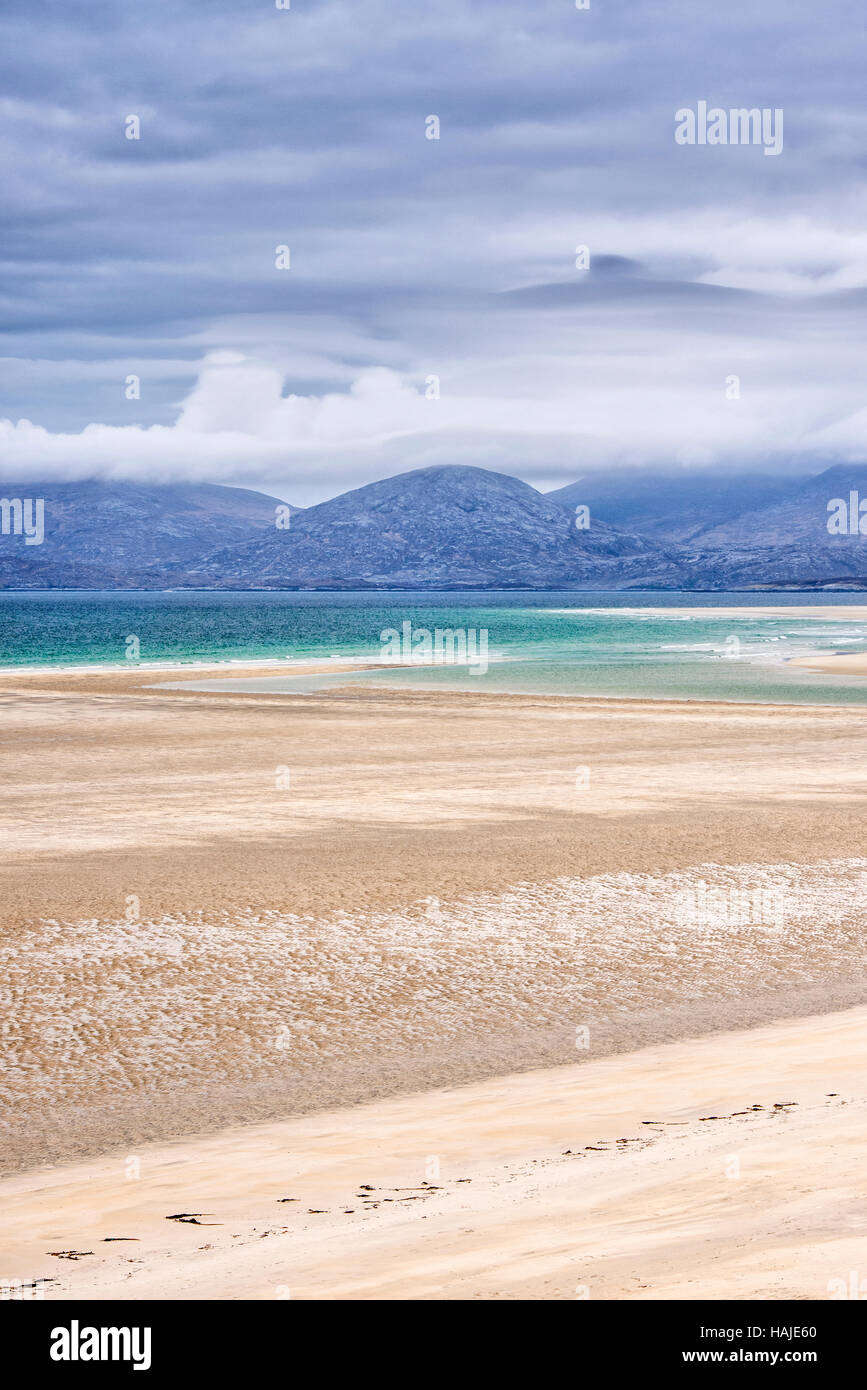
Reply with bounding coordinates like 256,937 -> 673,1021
4,857 -> 867,1171
2,665 -> 867,1171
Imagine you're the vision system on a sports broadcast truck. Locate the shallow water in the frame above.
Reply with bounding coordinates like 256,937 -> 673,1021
4,589 -> 867,704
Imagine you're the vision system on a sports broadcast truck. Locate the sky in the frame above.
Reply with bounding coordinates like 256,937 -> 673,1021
2,0 -> 867,505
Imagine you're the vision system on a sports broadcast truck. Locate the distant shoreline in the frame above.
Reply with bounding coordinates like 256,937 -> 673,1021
3,586 -> 867,595
788,650 -> 867,675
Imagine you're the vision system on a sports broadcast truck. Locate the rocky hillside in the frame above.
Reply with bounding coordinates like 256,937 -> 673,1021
3,463 -> 867,590
0,481 -> 293,588
180,465 -> 688,590
545,472 -> 803,543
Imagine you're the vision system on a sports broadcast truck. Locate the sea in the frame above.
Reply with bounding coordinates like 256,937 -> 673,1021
3,589 -> 867,704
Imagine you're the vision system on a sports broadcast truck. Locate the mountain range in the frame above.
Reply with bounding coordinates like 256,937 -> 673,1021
1,464 -> 866,591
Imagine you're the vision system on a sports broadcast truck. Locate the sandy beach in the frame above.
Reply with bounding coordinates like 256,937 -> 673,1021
2,653 -> 867,1297
2,1005 -> 865,1301
593,606 -> 867,621
790,652 -> 867,675
8,0 -> 867,1324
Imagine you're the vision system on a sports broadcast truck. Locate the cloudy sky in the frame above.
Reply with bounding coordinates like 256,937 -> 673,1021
2,0 -> 866,504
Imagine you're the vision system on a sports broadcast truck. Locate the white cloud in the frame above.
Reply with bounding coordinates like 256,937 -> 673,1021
2,331 -> 867,504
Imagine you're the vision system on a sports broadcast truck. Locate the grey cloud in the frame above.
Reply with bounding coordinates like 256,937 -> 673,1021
1,0 -> 866,498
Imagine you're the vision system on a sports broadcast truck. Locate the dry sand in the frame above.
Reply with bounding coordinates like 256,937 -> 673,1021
1,660 -> 867,1298
790,652 -> 867,675
590,605 -> 867,621
2,1005 -> 865,1301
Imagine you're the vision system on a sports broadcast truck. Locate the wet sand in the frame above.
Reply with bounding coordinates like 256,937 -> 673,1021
2,663 -> 867,1175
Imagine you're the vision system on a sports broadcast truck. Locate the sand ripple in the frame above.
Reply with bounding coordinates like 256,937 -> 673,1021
3,857 -> 867,1168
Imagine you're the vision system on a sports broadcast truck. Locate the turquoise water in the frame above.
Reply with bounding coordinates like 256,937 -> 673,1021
3,590 -> 867,705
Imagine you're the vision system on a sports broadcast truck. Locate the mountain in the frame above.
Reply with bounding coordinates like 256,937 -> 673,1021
180,465 -> 689,590
545,471 -> 804,542
0,481 -> 295,588
678,465 -> 867,589
546,465 -> 867,587
692,465 -> 867,548
3,464 -> 867,591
